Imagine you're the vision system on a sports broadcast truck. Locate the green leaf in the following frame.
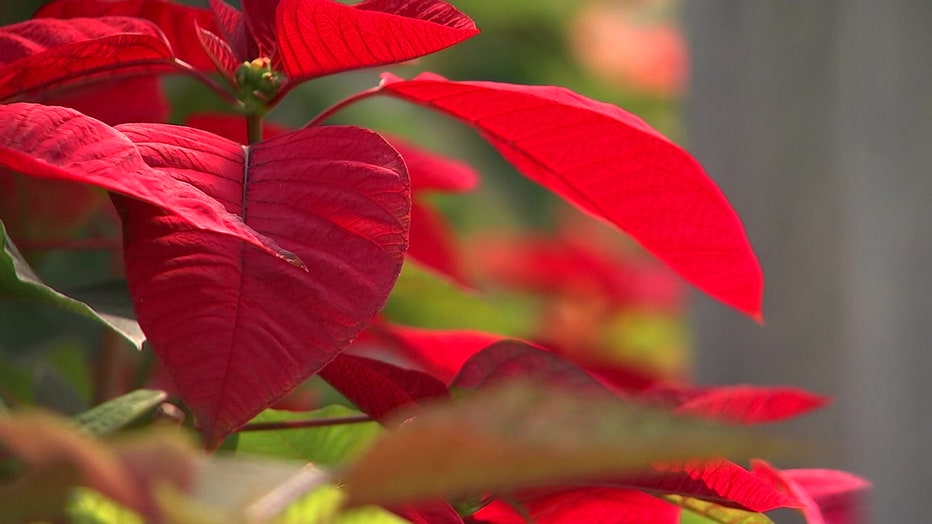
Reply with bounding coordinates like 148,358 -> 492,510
73,389 -> 168,437
235,405 -> 383,468
66,488 -> 144,524
670,495 -> 775,524
342,380 -> 789,506
0,221 -> 145,349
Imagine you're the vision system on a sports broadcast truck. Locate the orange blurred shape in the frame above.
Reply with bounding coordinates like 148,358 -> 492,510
570,1 -> 688,97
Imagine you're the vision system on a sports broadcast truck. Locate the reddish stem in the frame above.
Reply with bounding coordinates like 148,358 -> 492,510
304,86 -> 382,127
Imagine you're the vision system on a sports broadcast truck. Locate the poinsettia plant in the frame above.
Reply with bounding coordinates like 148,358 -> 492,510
0,0 -> 869,522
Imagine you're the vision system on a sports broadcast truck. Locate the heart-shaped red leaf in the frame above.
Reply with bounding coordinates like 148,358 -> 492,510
378,72 -> 764,318
113,124 -> 409,444
36,0 -> 218,71
319,354 -> 448,425
0,17 -> 175,101
0,103 -> 286,260
275,0 -> 478,82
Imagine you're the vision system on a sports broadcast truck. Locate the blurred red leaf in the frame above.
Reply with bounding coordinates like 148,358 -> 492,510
394,501 -> 464,524
474,488 -> 680,524
389,136 -> 479,193
319,354 -> 448,426
0,17 -> 175,101
408,201 -> 469,287
276,0 -> 478,81
615,459 -> 803,512
114,124 -> 409,444
378,72 -> 763,318
672,385 -> 830,425
36,0 -> 218,71
371,323 -> 507,383
752,460 -> 871,524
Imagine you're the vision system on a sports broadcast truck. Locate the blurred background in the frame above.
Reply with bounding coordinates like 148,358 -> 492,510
2,1 -> 931,522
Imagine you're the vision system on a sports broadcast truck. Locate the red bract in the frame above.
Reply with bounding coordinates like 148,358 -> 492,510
0,103 -> 288,261
474,489 -> 680,524
377,72 -> 764,318
36,0 -> 218,71
112,124 -> 409,444
0,17 -> 175,101
752,460 -> 871,524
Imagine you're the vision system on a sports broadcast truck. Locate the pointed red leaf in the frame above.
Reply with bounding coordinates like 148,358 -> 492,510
615,459 -> 803,512
672,385 -> 831,425
36,0 -> 218,71
751,460 -> 871,524
195,25 -> 240,77
319,354 -> 448,425
408,201 -> 469,287
378,72 -> 763,318
242,0 -> 281,59
0,103 -> 287,260
113,124 -> 409,443
371,323 -> 506,383
0,17 -> 176,101
275,0 -> 478,81
209,0 -> 257,62
387,136 -> 479,193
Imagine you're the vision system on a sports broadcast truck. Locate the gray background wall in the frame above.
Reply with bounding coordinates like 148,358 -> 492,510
685,3 -> 932,522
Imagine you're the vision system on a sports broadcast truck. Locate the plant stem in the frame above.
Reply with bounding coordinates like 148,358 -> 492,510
304,86 -> 382,127
247,113 -> 263,144
238,414 -> 373,432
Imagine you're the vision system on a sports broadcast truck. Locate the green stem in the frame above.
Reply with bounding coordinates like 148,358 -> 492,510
247,113 -> 263,144
237,414 -> 372,432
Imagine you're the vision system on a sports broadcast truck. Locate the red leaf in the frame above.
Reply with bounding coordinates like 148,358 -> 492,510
393,501 -> 464,524
452,340 -> 610,396
751,460 -> 871,524
408,201 -> 469,287
371,323 -> 505,383
387,136 -> 479,193
113,124 -> 409,444
242,0 -> 281,59
0,17 -> 176,102
615,459 -> 803,512
319,354 -> 448,425
528,488 -> 680,524
0,103 -> 286,260
378,72 -> 764,318
672,385 -> 831,425
275,0 -> 478,81
185,113 -> 290,144
36,0 -> 218,71
209,0 -> 257,62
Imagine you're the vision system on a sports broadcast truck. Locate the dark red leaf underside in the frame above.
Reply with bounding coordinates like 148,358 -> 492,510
616,459 -> 802,512
379,72 -> 764,318
36,0 -> 218,71
452,340 -> 611,396
319,354 -> 448,426
241,0 -> 281,59
113,124 -> 409,443
0,103 -> 285,259
275,0 -> 478,81
0,17 -> 174,102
